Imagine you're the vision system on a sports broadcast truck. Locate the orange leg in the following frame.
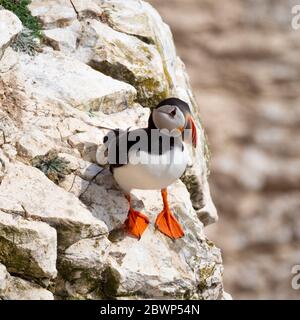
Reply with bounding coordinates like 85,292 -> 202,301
155,189 -> 184,240
124,195 -> 149,239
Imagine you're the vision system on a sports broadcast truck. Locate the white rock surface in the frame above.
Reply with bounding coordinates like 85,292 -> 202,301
0,211 -> 57,279
0,10 -> 22,59
0,263 -> 9,295
29,0 -> 77,28
57,236 -> 111,298
0,162 -> 108,250
43,20 -> 81,52
98,0 -> 159,43
68,127 -> 105,162
96,1 -> 196,108
63,236 -> 111,270
4,276 -> 54,300
76,18 -> 168,107
0,263 -> 53,300
19,50 -> 137,114
16,128 -> 57,158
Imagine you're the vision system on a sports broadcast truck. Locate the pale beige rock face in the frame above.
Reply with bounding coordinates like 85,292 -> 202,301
97,1 -> 200,109
43,20 -> 81,52
19,50 -> 137,114
16,128 -> 57,158
0,211 -> 57,279
4,276 -> 54,300
0,163 -> 108,250
0,263 -> 9,295
57,236 -> 111,298
28,0 -> 77,28
0,0 -> 225,300
0,263 -> 53,300
98,0 -> 157,41
0,10 -> 22,59
43,14 -> 170,108
77,18 -> 169,108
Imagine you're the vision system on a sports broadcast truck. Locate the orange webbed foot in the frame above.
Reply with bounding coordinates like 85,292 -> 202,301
155,188 -> 184,240
155,207 -> 184,240
124,208 -> 149,239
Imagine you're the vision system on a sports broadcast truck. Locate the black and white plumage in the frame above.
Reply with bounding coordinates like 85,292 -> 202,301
98,98 -> 198,240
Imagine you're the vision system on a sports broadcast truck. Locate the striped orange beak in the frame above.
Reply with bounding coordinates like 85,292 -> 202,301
188,116 -> 197,148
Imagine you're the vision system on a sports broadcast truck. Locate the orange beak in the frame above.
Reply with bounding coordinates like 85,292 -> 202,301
188,116 -> 197,148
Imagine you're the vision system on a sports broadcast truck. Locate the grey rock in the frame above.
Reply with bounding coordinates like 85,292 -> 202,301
0,211 -> 57,279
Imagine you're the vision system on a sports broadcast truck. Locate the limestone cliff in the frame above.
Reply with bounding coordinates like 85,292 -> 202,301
0,0 -> 227,300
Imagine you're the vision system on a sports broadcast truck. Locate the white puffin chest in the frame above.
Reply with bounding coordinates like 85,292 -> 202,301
113,145 -> 189,192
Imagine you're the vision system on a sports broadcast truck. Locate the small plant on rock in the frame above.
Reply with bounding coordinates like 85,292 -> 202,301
31,151 -> 72,185
11,27 -> 40,55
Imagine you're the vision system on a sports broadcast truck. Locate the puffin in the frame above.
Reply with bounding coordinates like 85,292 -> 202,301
100,98 -> 197,240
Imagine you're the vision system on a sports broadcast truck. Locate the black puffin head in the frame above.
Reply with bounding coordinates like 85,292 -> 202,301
148,97 -> 198,148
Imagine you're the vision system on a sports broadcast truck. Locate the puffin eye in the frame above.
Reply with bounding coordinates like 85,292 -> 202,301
169,108 -> 176,117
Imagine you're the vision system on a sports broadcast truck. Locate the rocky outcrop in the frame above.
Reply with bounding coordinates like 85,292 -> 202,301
0,10 -> 22,59
28,0 -> 77,28
0,162 -> 108,250
0,211 -> 57,279
0,263 -> 54,300
0,0 -> 226,299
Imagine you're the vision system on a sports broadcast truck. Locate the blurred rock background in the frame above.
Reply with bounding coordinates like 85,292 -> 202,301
149,0 -> 300,299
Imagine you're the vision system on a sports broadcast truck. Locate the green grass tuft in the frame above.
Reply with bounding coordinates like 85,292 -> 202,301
0,0 -> 42,38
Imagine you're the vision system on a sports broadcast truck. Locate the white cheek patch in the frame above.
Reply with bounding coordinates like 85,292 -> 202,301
176,108 -> 186,126
153,105 -> 185,130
